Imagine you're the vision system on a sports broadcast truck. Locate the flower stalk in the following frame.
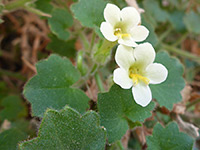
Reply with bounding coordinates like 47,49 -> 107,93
162,44 -> 200,64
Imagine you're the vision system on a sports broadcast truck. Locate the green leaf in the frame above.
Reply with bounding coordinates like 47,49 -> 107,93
128,138 -> 141,150
0,82 -> 8,99
47,34 -> 76,58
127,120 -> 142,129
0,95 -> 27,121
0,119 -> 35,150
141,16 -> 159,47
0,128 -> 28,150
19,106 -> 106,150
169,10 -> 186,32
146,122 -> 194,150
98,84 -> 155,143
23,54 -> 89,117
35,0 -> 53,14
11,119 -> 36,137
71,0 -> 106,31
150,51 -> 185,110
143,0 -> 169,23
111,0 -> 127,8
183,11 -> 200,34
48,8 -> 73,40
107,140 -> 124,150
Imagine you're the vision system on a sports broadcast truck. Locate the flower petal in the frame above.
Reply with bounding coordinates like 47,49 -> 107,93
115,45 -> 135,70
130,25 -> 149,42
134,43 -> 155,67
100,22 -> 118,42
132,83 -> 152,107
104,3 -> 121,26
118,37 -> 138,47
121,7 -> 140,28
145,63 -> 168,84
113,68 -> 133,89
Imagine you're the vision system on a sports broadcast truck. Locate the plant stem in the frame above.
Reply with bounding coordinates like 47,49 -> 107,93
89,31 -> 96,52
186,98 -> 200,109
72,63 -> 99,88
80,32 -> 90,50
23,6 -> 51,17
162,44 -> 200,64
5,0 -> 30,10
159,26 -> 173,43
90,63 -> 98,75
94,72 -> 105,92
115,141 -> 124,150
172,32 -> 189,47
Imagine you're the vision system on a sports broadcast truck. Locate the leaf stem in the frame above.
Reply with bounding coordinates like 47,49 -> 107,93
89,31 -> 96,52
162,44 -> 200,64
23,6 -> 51,17
94,72 -> 105,92
72,63 -> 99,88
4,0 -> 30,10
159,26 -> 173,43
80,31 -> 90,50
172,32 -> 189,47
115,141 -> 124,149
186,98 -> 200,109
89,63 -> 97,73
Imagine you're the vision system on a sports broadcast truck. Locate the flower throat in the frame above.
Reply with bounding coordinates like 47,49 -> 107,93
114,28 -> 130,38
129,66 -> 149,86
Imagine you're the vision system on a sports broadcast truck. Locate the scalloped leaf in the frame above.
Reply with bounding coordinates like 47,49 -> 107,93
143,0 -> 169,23
98,84 -> 155,143
183,11 -> 200,34
47,34 -> 76,58
0,95 -> 27,121
23,54 -> 89,117
19,107 -> 106,150
71,0 -> 106,35
0,128 -> 28,150
35,0 -> 53,14
147,122 -> 194,150
150,51 -> 185,110
48,8 -> 73,40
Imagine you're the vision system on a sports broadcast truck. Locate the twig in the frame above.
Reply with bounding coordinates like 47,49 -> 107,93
174,115 -> 199,138
32,35 -> 40,64
21,56 -> 36,73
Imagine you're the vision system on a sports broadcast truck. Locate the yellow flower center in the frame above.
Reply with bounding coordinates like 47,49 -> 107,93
129,67 -> 149,86
114,28 -> 130,38
129,73 -> 150,86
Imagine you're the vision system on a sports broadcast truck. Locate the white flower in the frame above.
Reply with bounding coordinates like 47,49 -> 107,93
100,3 -> 149,47
113,43 -> 168,107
